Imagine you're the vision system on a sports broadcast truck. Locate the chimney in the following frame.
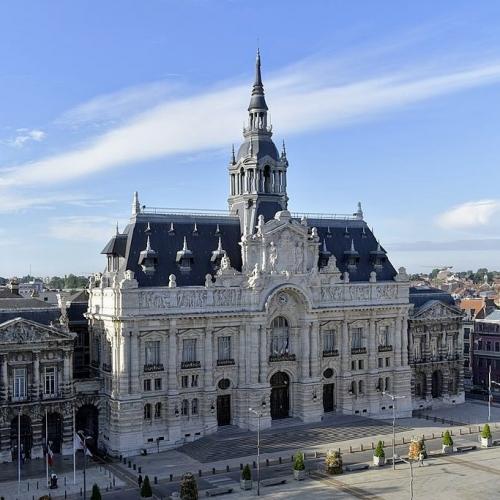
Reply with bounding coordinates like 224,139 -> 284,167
8,277 -> 19,296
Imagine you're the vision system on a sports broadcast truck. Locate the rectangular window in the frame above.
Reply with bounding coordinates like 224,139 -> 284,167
487,341 -> 492,351
351,328 -> 363,349
181,375 -> 189,388
478,340 -> 483,350
191,375 -> 199,387
324,330 -> 336,351
144,379 -> 152,391
13,368 -> 27,400
378,358 -> 383,368
182,339 -> 197,362
44,367 -> 56,395
351,360 -> 356,371
478,358 -> 484,368
385,357 -> 390,367
380,326 -> 390,346
358,360 -> 364,370
496,342 -> 500,352
154,378 -> 162,391
217,336 -> 231,361
145,341 -> 160,365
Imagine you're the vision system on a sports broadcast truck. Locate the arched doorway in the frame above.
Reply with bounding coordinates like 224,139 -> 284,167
322,368 -> 336,413
270,371 -> 290,419
415,372 -> 427,399
216,378 -> 231,426
76,404 -> 99,440
42,412 -> 63,454
431,370 -> 443,398
10,415 -> 32,460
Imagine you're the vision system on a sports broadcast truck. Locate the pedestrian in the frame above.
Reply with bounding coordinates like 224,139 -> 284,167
138,474 -> 143,488
418,450 -> 425,467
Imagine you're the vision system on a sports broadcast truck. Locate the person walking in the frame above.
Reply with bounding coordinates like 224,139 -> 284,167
418,450 -> 425,467
138,474 -> 143,489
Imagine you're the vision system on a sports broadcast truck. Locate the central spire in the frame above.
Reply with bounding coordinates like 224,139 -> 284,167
248,49 -> 268,113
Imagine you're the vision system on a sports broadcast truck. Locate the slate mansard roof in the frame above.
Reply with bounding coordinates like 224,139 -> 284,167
0,288 -> 61,325
102,213 -> 397,287
409,286 -> 457,310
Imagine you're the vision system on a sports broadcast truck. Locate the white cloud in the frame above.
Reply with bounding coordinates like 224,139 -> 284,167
48,216 -> 127,242
3,57 -> 500,191
7,128 -> 46,148
436,199 -> 500,229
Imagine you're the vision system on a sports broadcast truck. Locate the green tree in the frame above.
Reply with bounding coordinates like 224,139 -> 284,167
141,475 -> 153,497
374,441 -> 385,458
241,464 -> 252,480
293,451 -> 305,471
180,472 -> 198,500
90,484 -> 102,500
442,430 -> 453,446
429,268 -> 440,280
482,424 -> 492,439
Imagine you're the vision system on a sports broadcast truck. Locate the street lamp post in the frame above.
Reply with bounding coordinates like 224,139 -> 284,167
489,365 -> 500,422
395,455 -> 413,500
382,391 -> 406,470
249,403 -> 266,496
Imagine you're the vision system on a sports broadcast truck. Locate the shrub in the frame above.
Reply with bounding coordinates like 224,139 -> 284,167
442,430 -> 453,446
90,484 -> 102,500
180,472 -> 198,500
141,476 -> 153,498
293,451 -> 305,471
241,464 -> 252,481
374,441 -> 385,458
325,449 -> 343,475
482,423 -> 492,439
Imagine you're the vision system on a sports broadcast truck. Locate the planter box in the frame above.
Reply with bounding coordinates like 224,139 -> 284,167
442,445 -> 453,454
293,469 -> 306,481
240,479 -> 252,490
481,437 -> 492,448
373,455 -> 385,466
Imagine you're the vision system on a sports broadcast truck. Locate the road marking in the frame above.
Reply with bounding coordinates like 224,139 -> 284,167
311,471 -> 386,500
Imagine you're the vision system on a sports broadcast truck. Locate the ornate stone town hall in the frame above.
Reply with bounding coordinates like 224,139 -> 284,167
85,53 -> 463,457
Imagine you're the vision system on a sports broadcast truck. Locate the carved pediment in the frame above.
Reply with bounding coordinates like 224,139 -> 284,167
413,301 -> 462,320
0,318 -> 75,344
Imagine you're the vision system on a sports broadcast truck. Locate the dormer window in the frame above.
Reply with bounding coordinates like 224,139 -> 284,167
344,239 -> 360,272
370,241 -> 387,271
138,236 -> 158,275
176,236 -> 193,273
319,238 -> 331,269
210,237 -> 226,271
107,255 -> 119,272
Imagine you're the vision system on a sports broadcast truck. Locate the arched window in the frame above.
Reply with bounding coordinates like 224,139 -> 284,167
271,317 -> 289,356
192,398 -> 199,415
377,378 -> 384,391
264,165 -> 271,193
144,404 -> 151,420
240,168 -> 245,194
154,402 -> 162,418
181,399 -> 189,416
350,380 -> 357,395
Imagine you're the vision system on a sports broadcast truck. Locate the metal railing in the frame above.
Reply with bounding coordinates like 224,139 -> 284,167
140,207 -> 237,218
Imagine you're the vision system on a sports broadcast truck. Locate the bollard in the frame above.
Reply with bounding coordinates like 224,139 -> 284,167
65,490 -> 67,499
28,482 -> 30,491
360,444 -> 363,452
199,470 -> 202,477
314,451 -> 317,459
64,476 -> 67,486
403,437 -> 405,444
106,486 -> 109,492
170,474 -> 173,482
460,428 -> 462,435
80,487 -> 83,496
154,476 -> 158,484
37,481 -> 39,490
349,445 -> 352,453
133,464 -> 136,471
213,467 -> 216,475
253,461 -> 256,469
138,466 -> 142,474
266,458 -> 269,466
371,442 -> 374,450
226,465 -> 230,472
432,433 -> 435,439
240,463 -> 243,470
279,456 -> 282,464
128,461 -> 131,468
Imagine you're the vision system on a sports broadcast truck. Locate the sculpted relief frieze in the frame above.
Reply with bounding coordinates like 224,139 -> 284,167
176,290 -> 208,308
213,288 -> 241,307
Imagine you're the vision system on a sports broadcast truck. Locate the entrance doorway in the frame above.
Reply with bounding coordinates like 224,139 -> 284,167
217,395 -> 231,426
431,370 -> 443,398
323,383 -> 335,413
42,412 -> 63,453
270,371 -> 290,419
10,415 -> 32,460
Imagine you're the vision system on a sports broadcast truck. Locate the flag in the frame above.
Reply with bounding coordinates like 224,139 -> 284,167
74,432 -> 93,456
47,441 -> 54,467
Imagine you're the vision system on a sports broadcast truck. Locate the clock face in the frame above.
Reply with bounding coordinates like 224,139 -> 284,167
278,293 -> 288,304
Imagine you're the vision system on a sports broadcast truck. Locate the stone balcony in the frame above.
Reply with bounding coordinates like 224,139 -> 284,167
216,359 -> 235,367
322,349 -> 339,358
144,363 -> 165,372
378,345 -> 393,352
181,361 -> 201,369
269,353 -> 297,362
351,347 -> 367,355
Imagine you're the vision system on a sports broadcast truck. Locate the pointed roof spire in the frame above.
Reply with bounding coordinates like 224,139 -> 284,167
248,49 -> 268,111
146,235 -> 152,251
145,222 -> 151,234
132,191 -> 141,216
355,201 -> 364,220
217,236 -> 223,252
116,222 -> 119,235
254,48 -> 263,88
182,236 -> 188,251
351,239 -> 355,252
231,144 -> 236,165
281,139 -> 287,158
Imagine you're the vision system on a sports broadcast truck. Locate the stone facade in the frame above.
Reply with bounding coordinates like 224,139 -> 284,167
0,318 -> 76,462
408,293 -> 465,410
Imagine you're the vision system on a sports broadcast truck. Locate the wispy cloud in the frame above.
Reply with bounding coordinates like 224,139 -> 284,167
3,57 -> 500,191
388,238 -> 500,252
48,216 -> 128,242
436,199 -> 500,229
5,128 -> 46,148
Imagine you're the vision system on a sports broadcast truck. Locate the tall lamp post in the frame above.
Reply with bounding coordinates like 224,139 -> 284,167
249,402 -> 266,496
382,391 -> 406,470
78,431 -> 91,499
395,454 -> 414,500
489,365 -> 500,422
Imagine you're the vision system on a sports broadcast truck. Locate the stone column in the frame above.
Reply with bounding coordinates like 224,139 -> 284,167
204,326 -> 213,387
130,333 -> 140,393
368,318 -> 376,370
301,323 -> 310,379
394,316 -> 402,368
401,314 -> 409,366
63,350 -> 72,396
341,320 -> 349,372
259,325 -> 267,384
32,352 -> 40,399
310,321 -> 320,378
1,354 -> 8,400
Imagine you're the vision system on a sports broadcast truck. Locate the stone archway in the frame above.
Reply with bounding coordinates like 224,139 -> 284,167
270,371 -> 290,419
431,370 -> 443,398
76,404 -> 99,441
415,372 -> 427,399
10,415 -> 32,460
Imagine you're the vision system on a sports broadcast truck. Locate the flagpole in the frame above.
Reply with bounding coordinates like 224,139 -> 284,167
17,410 -> 21,496
45,408 -> 49,488
73,405 -> 76,484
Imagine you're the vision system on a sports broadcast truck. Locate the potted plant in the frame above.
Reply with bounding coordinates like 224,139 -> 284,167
240,464 -> 253,490
293,451 -> 306,480
373,441 -> 385,466
140,475 -> 153,498
408,439 -> 422,461
180,472 -> 198,500
481,423 -> 492,448
90,484 -> 102,500
325,449 -> 343,475
442,430 -> 453,454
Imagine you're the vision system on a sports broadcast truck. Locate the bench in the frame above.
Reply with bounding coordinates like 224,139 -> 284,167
493,440 -> 500,446
456,445 -> 477,453
205,486 -> 234,497
345,463 -> 370,472
261,478 -> 287,487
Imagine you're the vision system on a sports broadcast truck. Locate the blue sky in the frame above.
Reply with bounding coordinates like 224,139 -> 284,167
1,1 -> 500,277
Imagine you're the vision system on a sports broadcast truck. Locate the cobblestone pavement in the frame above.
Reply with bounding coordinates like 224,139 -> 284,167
178,415 -> 410,462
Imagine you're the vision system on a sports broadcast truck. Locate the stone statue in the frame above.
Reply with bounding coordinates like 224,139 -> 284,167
168,274 -> 177,288
269,242 -> 278,272
248,263 -> 262,288
220,254 -> 231,271
205,274 -> 213,287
